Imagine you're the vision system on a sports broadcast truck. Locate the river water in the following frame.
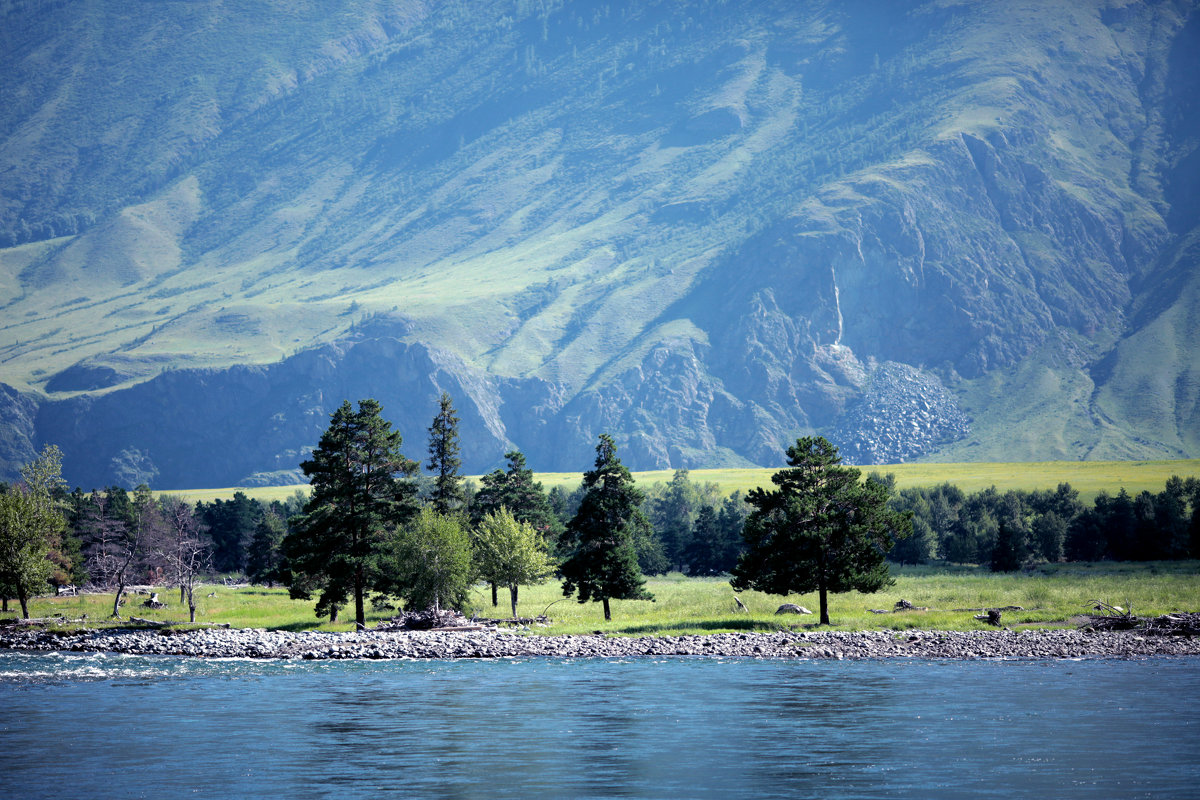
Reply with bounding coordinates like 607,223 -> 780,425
1,651 -> 1197,799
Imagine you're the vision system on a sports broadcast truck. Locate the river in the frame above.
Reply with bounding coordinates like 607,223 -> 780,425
1,651 -> 1197,798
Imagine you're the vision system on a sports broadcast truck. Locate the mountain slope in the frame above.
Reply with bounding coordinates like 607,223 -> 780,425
0,0 -> 1197,487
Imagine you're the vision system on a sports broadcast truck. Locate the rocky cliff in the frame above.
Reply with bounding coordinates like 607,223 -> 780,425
1,0 -> 1197,486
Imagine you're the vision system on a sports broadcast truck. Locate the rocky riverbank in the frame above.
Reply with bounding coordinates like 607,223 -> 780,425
3,626 -> 1199,661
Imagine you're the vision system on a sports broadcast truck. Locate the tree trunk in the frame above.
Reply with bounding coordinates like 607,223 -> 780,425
509,584 -> 519,619
355,581 -> 366,630
2,596 -> 9,612
819,584 -> 829,626
330,605 -> 338,623
112,581 -> 126,618
491,581 -> 498,607
17,587 -> 29,619
188,587 -> 197,623
180,585 -> 185,603
603,597 -> 611,621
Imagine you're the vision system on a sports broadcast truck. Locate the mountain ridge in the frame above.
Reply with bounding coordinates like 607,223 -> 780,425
1,0 -> 1197,487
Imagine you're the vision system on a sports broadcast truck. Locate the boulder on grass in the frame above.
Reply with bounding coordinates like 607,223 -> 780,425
776,604 -> 812,615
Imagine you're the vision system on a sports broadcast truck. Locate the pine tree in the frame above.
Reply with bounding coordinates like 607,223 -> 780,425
283,399 -> 419,628
559,434 -> 653,621
427,392 -> 465,514
246,511 -> 285,586
990,520 -> 1027,572
731,437 -> 910,625
474,450 -> 561,540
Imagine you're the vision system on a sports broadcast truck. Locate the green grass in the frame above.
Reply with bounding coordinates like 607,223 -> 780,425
7,563 -> 1197,637
162,458 -> 1200,506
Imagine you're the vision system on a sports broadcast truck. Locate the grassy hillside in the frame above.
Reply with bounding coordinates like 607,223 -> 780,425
1,0 -> 1197,484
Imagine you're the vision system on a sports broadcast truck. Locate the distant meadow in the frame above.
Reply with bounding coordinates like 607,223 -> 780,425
164,459 -> 1200,506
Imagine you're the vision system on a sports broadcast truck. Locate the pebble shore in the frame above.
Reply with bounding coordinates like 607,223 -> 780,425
3,626 -> 1199,661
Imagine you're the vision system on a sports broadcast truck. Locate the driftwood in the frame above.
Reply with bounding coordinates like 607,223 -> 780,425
951,605 -> 1024,612
869,604 -> 1025,616
1143,613 -> 1200,636
377,609 -> 479,631
890,599 -> 929,612
2,616 -> 87,626
127,617 -> 231,629
974,609 -> 1003,626
1078,600 -> 1138,631
1076,605 -> 1200,636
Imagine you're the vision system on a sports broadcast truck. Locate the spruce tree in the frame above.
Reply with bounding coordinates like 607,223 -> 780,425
731,437 -> 910,625
559,434 -> 653,621
474,450 -> 561,540
427,392 -> 464,514
283,399 -> 419,628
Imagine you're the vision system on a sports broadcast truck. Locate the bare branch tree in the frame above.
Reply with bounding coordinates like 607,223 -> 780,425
152,495 -> 211,622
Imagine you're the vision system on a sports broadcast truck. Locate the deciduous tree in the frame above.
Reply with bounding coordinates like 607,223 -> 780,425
385,508 -> 474,614
731,437 -> 910,625
0,446 -> 67,618
474,449 -> 562,605
474,507 -> 555,618
151,494 -> 210,622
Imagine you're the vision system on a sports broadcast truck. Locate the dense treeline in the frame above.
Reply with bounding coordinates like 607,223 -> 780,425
4,404 -> 1199,620
884,476 -> 1200,569
12,468 -> 1195,607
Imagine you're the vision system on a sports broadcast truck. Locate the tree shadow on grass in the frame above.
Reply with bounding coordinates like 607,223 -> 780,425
271,620 -> 324,632
610,618 -> 785,636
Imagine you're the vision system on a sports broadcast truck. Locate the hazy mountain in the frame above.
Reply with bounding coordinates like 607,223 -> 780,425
1,0 -> 1196,488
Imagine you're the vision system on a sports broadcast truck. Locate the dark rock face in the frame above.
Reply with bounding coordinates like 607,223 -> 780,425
32,339 -> 517,488
26,326 -> 972,486
0,384 -> 37,476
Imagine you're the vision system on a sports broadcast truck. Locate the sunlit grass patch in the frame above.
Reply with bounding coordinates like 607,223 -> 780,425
6,562 -> 1197,637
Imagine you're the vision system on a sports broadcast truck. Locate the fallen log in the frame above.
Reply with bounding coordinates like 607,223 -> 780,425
3,616 -> 88,626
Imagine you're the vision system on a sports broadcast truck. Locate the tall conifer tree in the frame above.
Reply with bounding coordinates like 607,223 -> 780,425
731,437 -> 910,625
559,434 -> 653,621
283,399 -> 419,629
427,392 -> 464,514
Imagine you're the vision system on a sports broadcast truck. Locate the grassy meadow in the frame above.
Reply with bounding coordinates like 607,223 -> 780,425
165,458 -> 1200,506
9,562 -> 1198,637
